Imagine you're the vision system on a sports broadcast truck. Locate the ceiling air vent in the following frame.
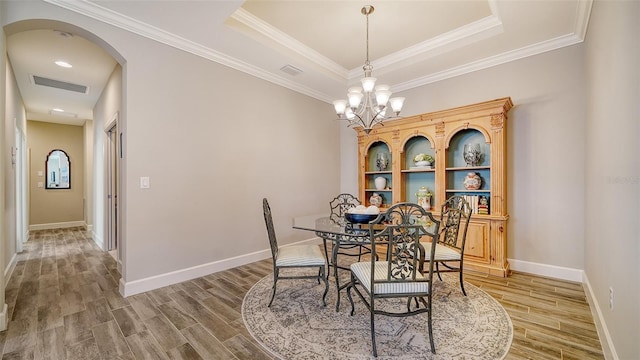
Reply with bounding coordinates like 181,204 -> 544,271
31,75 -> 89,94
280,64 -> 303,76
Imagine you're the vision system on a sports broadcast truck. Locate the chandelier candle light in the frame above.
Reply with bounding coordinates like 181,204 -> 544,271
332,6 -> 405,134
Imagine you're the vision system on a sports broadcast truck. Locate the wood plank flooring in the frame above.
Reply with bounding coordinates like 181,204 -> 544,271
0,228 -> 604,359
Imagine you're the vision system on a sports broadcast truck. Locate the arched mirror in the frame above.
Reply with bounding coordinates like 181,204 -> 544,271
46,149 -> 71,189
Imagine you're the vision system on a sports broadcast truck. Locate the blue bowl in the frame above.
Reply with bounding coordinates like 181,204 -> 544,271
345,213 -> 379,224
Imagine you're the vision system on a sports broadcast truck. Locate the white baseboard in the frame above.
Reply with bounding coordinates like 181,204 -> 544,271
119,237 -> 322,297
583,273 -> 618,360
86,224 -> 93,232
92,230 -> 105,250
508,258 -> 583,282
29,221 -> 85,231
0,304 -> 8,331
4,253 -> 17,285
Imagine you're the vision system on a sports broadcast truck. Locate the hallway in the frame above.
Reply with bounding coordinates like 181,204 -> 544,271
0,227 -> 273,359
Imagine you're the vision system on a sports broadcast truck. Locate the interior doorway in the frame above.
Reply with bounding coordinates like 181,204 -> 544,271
105,114 -> 119,260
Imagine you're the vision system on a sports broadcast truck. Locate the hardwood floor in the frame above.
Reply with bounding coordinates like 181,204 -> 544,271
0,228 -> 604,359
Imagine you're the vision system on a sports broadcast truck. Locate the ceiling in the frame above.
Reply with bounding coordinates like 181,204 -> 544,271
6,0 -> 592,126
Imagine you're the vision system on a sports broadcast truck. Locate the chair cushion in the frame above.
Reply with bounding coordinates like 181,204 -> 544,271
276,245 -> 325,267
421,242 -> 462,261
351,261 -> 430,295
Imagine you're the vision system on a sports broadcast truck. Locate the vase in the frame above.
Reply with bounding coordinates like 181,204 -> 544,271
374,176 -> 387,190
414,161 -> 431,167
376,152 -> 389,171
463,143 -> 482,166
463,172 -> 482,190
369,193 -> 383,207
415,186 -> 432,210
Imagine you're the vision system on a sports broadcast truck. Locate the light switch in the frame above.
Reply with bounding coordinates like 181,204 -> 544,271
37,182 -> 43,188
140,177 -> 150,189
38,171 -> 43,177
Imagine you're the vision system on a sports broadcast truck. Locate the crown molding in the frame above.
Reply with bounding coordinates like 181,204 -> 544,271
393,32 -> 584,92
350,13 -> 504,80
43,0 -> 335,103
44,0 -> 593,104
230,8 -> 348,80
389,0 -> 592,91
574,0 -> 594,40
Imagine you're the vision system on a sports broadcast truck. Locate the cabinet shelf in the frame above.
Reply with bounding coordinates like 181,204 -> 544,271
356,97 -> 513,277
446,189 -> 491,193
446,166 -> 490,171
401,168 -> 436,173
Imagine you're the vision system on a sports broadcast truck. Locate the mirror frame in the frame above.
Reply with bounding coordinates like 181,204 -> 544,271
45,149 -> 71,190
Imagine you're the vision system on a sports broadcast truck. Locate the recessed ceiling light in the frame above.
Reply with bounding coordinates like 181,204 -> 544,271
55,60 -> 72,68
49,109 -> 77,118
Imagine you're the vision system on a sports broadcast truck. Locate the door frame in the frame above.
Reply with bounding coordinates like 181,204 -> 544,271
14,127 -> 27,253
105,112 -> 120,256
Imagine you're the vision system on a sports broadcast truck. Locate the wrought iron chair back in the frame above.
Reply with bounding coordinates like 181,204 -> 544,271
329,193 -> 361,225
324,194 -> 371,292
440,195 -> 472,251
371,205 -> 438,288
263,198 -> 279,260
419,195 -> 472,296
347,202 -> 440,356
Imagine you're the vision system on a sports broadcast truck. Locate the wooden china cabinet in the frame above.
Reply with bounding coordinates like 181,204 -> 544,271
355,97 -> 513,277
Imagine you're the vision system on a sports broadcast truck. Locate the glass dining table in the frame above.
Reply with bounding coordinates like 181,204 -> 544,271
292,214 -> 373,311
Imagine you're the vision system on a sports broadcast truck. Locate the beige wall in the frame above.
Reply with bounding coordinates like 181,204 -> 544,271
584,1 -> 640,358
27,121 -> 84,226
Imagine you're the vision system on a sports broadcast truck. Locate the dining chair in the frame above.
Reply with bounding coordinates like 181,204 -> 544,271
327,194 -> 371,269
262,198 -> 329,307
347,202 -> 440,357
419,195 -> 472,296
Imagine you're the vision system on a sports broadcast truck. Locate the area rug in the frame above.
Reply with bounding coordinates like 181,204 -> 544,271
242,270 -> 513,359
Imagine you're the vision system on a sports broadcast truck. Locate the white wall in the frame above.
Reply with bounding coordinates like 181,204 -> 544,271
342,44 -> 587,271
92,65 -> 122,250
3,50 -> 19,274
584,1 -> 640,358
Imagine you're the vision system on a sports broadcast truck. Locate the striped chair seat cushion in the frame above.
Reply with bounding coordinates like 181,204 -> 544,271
276,245 -> 325,267
351,261 -> 429,295
420,241 -> 462,261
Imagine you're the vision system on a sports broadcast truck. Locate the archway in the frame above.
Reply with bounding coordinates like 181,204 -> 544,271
3,19 -> 127,291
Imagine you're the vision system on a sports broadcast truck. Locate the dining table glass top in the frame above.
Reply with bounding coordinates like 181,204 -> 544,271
292,214 -> 371,242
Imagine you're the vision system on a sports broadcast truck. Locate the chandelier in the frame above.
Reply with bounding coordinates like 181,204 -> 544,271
332,5 -> 405,134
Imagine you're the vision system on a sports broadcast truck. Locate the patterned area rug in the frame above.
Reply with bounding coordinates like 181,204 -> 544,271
242,270 -> 513,359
